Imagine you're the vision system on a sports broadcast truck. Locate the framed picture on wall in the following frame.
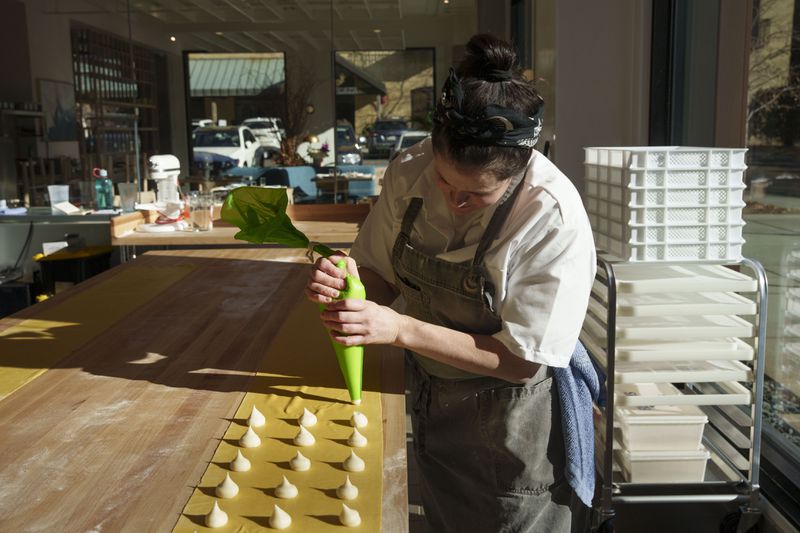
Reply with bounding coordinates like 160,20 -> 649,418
38,79 -> 79,142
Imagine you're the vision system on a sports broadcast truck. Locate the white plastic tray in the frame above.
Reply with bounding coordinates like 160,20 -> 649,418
600,263 -> 758,294
580,330 -> 755,363
588,286 -> 756,317
615,382 -> 751,406
584,310 -> 754,340
613,360 -> 752,384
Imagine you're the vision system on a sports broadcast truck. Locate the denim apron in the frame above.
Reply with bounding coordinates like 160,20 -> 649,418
392,170 -> 586,532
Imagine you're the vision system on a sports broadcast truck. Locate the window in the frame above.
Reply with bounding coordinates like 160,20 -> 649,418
744,0 -> 800,524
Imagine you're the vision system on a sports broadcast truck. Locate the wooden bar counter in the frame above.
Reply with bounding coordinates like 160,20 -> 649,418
0,249 -> 407,532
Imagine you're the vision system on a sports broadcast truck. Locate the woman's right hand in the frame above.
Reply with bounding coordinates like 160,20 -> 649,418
304,252 -> 360,305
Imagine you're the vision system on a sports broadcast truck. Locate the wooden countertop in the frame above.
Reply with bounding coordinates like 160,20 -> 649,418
0,249 -> 407,532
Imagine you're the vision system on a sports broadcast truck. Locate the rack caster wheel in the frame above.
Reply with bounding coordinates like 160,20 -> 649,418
596,518 -> 615,533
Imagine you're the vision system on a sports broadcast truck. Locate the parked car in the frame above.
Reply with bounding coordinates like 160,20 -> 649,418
335,123 -> 364,165
191,118 -> 213,129
192,125 -> 262,175
367,118 -> 409,156
389,130 -> 430,160
243,117 -> 283,153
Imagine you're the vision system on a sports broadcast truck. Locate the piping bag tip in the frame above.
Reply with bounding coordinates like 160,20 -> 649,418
352,399 -> 362,405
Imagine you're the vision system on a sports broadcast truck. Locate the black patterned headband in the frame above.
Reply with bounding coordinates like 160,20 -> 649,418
433,68 -> 543,148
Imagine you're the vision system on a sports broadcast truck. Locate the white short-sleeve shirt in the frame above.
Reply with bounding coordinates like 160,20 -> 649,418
351,138 -> 596,368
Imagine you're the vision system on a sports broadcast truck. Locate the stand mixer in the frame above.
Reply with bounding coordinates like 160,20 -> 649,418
135,154 -> 189,232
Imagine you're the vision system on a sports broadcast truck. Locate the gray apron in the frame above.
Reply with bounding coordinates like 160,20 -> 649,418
392,170 -> 587,532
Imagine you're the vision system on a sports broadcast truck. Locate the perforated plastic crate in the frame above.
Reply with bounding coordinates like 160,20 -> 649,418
584,146 -> 747,169
588,214 -> 744,244
585,180 -> 746,208
592,230 -> 743,262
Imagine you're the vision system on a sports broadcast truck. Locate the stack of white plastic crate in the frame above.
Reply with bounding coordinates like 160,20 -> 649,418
585,146 -> 747,262
583,147 -> 758,485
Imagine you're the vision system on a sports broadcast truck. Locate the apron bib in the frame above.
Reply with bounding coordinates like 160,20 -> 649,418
391,169 -> 581,532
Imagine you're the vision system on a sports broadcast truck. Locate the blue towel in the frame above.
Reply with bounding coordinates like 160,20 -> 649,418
553,340 -> 602,507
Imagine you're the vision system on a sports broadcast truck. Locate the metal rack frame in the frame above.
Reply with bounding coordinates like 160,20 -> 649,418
590,256 -> 768,533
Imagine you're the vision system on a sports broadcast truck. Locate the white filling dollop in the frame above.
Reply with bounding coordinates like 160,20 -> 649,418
336,475 -> 359,500
298,407 -> 318,427
230,450 -> 251,472
215,473 -> 239,499
239,426 -> 261,448
343,450 -> 365,472
350,411 -> 368,428
293,425 -> 316,447
269,504 -> 292,530
275,475 -> 298,499
289,451 -> 311,471
347,427 -> 367,448
247,405 -> 266,428
339,504 -> 362,527
205,501 -> 228,528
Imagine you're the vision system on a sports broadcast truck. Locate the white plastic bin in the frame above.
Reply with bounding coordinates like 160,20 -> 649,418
584,146 -> 747,169
619,447 -> 710,483
592,231 -> 744,262
616,404 -> 708,451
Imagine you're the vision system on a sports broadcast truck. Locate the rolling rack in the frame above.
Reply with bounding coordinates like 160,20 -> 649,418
585,256 -> 768,533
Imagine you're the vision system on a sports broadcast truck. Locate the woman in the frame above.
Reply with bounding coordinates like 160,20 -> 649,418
307,33 -> 596,532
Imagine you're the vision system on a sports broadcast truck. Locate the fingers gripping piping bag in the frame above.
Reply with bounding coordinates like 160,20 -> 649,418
220,186 -> 365,404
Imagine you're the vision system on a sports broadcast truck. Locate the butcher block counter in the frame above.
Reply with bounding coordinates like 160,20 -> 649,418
0,249 -> 407,532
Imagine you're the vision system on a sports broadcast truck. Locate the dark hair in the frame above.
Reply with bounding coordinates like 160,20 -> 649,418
431,33 -> 543,180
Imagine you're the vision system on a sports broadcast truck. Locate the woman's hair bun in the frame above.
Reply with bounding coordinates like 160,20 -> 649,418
458,33 -> 518,79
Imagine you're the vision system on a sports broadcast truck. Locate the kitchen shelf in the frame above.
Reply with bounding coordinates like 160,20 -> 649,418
589,256 -> 767,532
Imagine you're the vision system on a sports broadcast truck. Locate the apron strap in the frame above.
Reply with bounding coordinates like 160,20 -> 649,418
472,164 -> 529,267
400,197 -> 424,239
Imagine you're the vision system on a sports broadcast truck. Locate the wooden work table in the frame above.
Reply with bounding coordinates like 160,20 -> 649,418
0,249 -> 407,532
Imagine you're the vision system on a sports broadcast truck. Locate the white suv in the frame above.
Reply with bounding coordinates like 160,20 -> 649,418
243,117 -> 284,152
193,125 -> 262,172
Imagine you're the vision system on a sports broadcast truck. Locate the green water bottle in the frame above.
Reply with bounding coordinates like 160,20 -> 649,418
93,168 -> 113,209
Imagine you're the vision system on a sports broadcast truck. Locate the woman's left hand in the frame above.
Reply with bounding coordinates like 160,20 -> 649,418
320,299 -> 404,346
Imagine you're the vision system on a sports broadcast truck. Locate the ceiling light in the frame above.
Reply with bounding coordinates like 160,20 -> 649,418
443,0 -> 450,4
215,31 -> 224,36
373,29 -> 381,33
169,35 -> 176,42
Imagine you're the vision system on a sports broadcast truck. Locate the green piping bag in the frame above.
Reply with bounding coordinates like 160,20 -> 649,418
221,187 -> 365,404
321,260 -> 366,404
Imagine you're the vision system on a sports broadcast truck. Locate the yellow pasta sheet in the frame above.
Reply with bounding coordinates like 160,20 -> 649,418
173,299 -> 383,532
0,264 -> 194,402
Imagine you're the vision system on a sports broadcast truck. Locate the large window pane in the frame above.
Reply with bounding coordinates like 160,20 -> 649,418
743,0 -> 800,485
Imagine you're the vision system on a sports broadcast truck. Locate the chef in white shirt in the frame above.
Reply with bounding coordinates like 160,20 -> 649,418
307,33 -> 596,533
